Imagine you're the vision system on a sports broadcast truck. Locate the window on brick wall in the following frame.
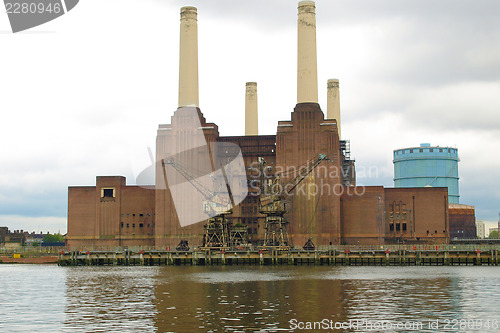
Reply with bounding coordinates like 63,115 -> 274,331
102,188 -> 114,198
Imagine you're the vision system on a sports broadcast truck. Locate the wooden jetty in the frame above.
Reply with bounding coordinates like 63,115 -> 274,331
58,245 -> 500,266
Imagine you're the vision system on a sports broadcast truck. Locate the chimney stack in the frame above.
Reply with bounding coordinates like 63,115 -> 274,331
178,6 -> 199,108
297,1 -> 318,104
327,79 -> 341,138
245,82 -> 258,135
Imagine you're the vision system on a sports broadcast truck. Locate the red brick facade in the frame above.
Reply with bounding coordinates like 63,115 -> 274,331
67,104 -> 450,248
67,176 -> 155,249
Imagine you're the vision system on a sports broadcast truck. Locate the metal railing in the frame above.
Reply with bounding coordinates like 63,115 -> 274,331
0,246 -> 66,255
3,244 -> 496,254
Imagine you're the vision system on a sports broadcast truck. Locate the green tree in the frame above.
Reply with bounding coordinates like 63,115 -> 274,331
42,233 -> 65,243
488,230 -> 499,239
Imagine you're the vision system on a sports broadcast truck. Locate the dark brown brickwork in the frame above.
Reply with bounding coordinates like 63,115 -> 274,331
218,135 -> 277,242
449,204 -> 476,239
276,103 -> 342,247
341,186 -> 385,245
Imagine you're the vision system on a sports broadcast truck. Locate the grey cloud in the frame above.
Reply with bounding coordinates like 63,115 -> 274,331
342,80 -> 500,133
0,190 -> 67,218
166,0 -> 295,27
160,0 -> 500,86
364,27 -> 500,86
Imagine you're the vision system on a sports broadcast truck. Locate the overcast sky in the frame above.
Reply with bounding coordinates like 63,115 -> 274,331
1,0 -> 499,234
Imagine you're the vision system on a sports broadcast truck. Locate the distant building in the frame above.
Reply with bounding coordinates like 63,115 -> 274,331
476,220 -> 485,239
25,232 -> 45,246
0,227 -> 7,246
0,228 -> 26,249
394,143 -> 460,203
488,227 -> 499,238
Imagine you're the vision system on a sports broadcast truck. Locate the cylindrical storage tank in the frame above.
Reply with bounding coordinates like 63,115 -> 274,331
393,143 -> 459,203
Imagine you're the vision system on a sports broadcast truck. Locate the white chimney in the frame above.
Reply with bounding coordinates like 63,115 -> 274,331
327,79 -> 341,138
245,82 -> 258,135
297,1 -> 318,104
178,6 -> 199,108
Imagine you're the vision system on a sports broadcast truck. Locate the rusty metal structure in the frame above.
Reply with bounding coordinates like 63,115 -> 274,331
259,154 -> 330,249
162,157 -> 250,250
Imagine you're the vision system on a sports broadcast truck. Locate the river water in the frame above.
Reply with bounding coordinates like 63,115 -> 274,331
0,265 -> 499,332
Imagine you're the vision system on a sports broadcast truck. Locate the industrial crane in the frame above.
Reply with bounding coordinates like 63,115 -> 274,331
161,157 -> 246,250
161,157 -> 233,217
258,154 -> 330,249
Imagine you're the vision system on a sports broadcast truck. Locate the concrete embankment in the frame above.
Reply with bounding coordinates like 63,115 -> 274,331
0,256 -> 58,264
58,245 -> 500,266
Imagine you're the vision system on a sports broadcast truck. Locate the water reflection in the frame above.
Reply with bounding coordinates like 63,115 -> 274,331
151,266 -> 500,332
2,265 -> 499,332
152,266 -> 347,332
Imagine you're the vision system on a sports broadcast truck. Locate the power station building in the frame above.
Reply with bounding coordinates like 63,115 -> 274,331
67,2 -> 450,249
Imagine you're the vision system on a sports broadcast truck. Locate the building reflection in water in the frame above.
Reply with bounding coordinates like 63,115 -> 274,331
152,266 -> 458,332
153,266 -> 347,331
61,266 -> 499,332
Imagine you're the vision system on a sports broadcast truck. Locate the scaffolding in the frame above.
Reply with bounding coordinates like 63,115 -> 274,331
200,215 -> 250,250
201,215 -> 231,250
229,225 -> 249,248
340,140 -> 355,186
258,154 -> 330,250
262,215 -> 290,249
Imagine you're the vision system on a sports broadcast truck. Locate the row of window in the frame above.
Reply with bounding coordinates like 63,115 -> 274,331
389,223 -> 407,232
397,148 -> 456,155
389,224 -> 446,234
121,213 -> 153,218
120,222 -> 152,228
427,230 -> 446,234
